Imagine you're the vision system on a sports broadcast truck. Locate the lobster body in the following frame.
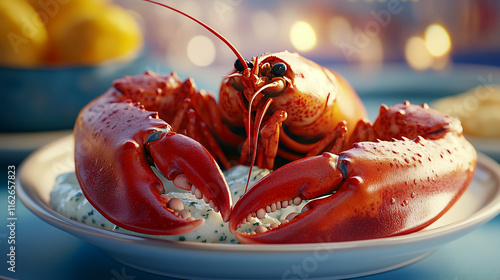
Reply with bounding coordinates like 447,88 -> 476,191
73,70 -> 477,241
72,1 -> 477,241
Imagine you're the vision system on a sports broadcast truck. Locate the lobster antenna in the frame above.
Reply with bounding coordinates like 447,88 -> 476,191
143,0 -> 248,71
244,89 -> 274,193
145,0 -> 262,193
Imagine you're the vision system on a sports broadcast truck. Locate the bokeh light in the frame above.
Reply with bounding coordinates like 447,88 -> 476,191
424,24 -> 452,57
187,35 -> 216,66
405,36 -> 433,70
289,21 -> 317,52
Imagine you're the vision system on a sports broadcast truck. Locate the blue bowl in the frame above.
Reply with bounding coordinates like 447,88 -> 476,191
0,55 -> 148,132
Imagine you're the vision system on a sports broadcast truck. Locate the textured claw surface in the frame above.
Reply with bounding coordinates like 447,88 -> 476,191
228,153 -> 343,234
74,72 -> 232,235
148,132 -> 232,222
74,41 -> 476,242
230,102 -> 476,243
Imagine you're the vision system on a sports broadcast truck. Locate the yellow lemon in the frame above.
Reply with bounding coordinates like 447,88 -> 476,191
53,4 -> 143,65
27,0 -> 110,64
29,0 -> 109,40
0,0 -> 49,67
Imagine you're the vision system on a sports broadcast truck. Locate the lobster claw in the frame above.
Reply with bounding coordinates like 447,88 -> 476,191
147,130 -> 232,223
76,123 -> 231,236
228,153 -> 345,243
229,130 -> 475,244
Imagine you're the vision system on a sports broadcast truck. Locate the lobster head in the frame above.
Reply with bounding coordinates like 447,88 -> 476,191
225,51 -> 335,126
220,51 -> 367,140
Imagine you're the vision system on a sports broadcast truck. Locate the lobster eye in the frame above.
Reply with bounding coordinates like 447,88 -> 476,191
234,59 -> 253,72
271,62 -> 287,76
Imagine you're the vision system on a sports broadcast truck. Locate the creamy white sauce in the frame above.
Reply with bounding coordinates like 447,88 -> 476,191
50,165 -> 305,243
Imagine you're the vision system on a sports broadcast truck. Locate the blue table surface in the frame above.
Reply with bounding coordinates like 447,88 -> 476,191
2,61 -> 500,279
0,189 -> 499,280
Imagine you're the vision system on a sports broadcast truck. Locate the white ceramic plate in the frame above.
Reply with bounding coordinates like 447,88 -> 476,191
466,136 -> 500,162
18,135 -> 500,280
0,130 -> 72,163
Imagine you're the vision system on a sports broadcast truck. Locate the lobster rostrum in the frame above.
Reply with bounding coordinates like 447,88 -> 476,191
73,0 -> 477,241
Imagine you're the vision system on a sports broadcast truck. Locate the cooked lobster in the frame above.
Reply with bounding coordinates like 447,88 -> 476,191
228,102 -> 476,243
73,0 -> 477,242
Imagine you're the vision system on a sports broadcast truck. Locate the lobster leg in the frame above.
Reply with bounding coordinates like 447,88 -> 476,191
305,121 -> 349,156
258,110 -> 287,169
228,102 -> 477,243
191,89 -> 246,148
241,109 -> 288,170
75,72 -> 232,235
183,89 -> 247,169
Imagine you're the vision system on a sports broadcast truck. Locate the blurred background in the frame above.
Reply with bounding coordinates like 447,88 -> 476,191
131,0 -> 500,73
1,0 -> 500,164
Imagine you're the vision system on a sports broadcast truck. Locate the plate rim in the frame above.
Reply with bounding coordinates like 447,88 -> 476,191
17,134 -> 500,254
0,129 -> 72,152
